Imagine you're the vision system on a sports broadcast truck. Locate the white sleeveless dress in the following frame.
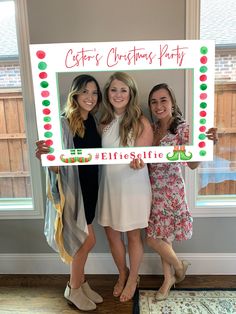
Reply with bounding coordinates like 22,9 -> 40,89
97,114 -> 152,232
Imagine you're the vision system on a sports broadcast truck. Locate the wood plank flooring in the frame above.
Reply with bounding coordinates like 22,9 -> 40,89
0,275 -> 236,313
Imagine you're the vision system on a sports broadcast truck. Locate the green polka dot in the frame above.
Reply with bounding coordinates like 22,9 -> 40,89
200,118 -> 206,124
42,100 -> 50,106
200,66 -> 208,73
199,134 -> 206,140
44,131 -> 53,138
40,81 -> 49,88
200,150 -> 207,156
38,62 -> 47,70
43,116 -> 51,122
200,102 -> 207,109
200,83 -> 207,91
200,47 -> 208,54
49,147 -> 54,153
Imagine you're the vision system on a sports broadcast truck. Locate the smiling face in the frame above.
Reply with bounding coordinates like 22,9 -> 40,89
76,81 -> 99,119
108,79 -> 130,115
149,88 -> 173,122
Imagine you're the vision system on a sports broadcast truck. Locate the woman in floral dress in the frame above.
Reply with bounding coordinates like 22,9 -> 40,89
147,121 -> 193,243
131,83 -> 218,301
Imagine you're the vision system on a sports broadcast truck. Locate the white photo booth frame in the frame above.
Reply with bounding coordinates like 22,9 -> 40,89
30,40 -> 215,166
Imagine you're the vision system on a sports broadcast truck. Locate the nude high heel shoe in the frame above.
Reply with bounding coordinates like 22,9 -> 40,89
155,276 -> 176,301
113,268 -> 129,297
175,260 -> 191,284
119,276 -> 140,303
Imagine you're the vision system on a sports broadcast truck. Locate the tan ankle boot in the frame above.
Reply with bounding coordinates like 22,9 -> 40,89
64,282 -> 96,311
82,281 -> 103,304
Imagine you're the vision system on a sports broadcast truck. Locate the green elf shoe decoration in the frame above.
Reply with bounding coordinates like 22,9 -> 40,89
166,145 -> 193,161
166,146 -> 180,161
179,145 -> 192,161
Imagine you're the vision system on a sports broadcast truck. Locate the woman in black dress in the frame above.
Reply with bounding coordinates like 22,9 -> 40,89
36,74 -> 102,311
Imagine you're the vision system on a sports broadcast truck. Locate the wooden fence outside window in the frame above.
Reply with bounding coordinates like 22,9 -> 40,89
198,83 -> 236,195
0,91 -> 31,198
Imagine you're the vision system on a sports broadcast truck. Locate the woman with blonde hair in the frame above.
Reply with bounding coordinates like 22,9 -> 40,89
97,72 -> 153,302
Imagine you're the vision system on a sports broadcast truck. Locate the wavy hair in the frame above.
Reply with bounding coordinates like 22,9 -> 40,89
148,83 -> 184,134
99,72 -> 143,146
63,74 -> 102,137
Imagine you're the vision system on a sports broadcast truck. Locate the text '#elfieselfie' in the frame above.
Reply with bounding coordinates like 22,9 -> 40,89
98,151 -> 164,161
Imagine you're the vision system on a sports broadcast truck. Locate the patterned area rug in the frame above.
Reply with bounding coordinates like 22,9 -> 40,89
133,289 -> 236,314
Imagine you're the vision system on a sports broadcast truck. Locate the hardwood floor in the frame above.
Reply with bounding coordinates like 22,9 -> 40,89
0,274 -> 236,313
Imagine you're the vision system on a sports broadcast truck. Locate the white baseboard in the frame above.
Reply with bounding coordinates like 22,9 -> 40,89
0,253 -> 236,275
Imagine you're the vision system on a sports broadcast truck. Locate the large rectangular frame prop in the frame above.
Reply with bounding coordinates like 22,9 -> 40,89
29,40 -> 215,166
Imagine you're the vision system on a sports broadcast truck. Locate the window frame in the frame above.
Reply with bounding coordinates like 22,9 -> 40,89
185,0 -> 236,217
0,0 -> 44,219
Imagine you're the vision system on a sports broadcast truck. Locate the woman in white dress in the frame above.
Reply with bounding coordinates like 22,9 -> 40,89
97,72 -> 153,302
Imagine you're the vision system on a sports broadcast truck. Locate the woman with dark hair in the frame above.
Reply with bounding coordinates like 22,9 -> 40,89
36,74 -> 103,311
131,83 -> 218,301
146,83 -> 197,300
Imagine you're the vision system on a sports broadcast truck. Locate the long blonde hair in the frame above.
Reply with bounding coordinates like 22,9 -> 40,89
63,74 -> 102,137
99,72 -> 143,146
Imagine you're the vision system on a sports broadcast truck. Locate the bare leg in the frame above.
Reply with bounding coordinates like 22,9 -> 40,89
120,229 -> 143,302
158,256 -> 174,294
153,256 -> 176,301
160,257 -> 173,289
146,237 -> 183,277
70,224 -> 96,288
105,227 -> 129,297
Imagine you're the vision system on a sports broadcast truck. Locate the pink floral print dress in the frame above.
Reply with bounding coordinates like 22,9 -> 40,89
146,122 -> 193,242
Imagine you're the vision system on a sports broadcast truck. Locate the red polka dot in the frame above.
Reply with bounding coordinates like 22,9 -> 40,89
200,111 -> 207,117
43,108 -> 51,115
39,72 -> 48,79
45,139 -> 53,146
200,74 -> 207,81
199,126 -> 206,132
47,155 -> 56,161
199,141 -> 206,148
41,90 -> 50,97
200,56 -> 207,64
44,123 -> 52,130
47,155 -> 55,161
200,93 -> 207,100
36,50 -> 46,59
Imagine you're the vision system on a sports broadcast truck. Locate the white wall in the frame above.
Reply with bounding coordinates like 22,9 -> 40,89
0,0 -> 235,275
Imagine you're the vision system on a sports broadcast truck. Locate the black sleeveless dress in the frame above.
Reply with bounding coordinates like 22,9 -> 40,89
73,114 -> 101,224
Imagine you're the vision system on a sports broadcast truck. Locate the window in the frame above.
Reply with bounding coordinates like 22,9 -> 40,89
186,0 -> 236,217
0,0 -> 44,218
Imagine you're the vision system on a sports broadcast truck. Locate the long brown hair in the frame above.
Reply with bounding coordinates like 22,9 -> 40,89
148,83 -> 184,134
63,74 -> 102,137
99,72 -> 143,146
